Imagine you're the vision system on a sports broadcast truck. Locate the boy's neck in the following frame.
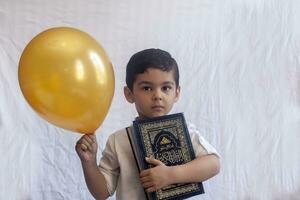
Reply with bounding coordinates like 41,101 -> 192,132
136,114 -> 169,121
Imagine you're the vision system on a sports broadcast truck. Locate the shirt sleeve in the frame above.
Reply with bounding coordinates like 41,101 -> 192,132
98,134 -> 120,196
188,123 -> 220,157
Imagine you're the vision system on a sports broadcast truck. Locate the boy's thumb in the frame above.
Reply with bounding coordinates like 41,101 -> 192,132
145,157 -> 164,166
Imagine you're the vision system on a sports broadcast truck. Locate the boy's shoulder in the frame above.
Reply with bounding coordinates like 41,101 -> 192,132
110,127 -> 127,136
104,126 -> 133,151
107,126 -> 131,142
187,122 -> 200,133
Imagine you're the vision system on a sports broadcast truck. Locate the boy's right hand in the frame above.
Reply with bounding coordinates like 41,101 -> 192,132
75,134 -> 98,163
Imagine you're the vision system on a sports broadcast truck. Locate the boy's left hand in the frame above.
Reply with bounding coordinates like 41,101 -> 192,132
140,157 -> 171,192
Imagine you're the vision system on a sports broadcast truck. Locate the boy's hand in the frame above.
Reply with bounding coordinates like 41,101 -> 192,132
140,157 -> 171,192
75,134 -> 98,163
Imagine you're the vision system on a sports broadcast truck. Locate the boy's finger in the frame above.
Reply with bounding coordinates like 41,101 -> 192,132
81,143 -> 88,151
140,170 -> 150,177
83,135 -> 94,144
145,157 -> 164,166
81,140 -> 93,151
88,134 -> 97,143
140,176 -> 151,183
146,186 -> 157,193
142,181 -> 154,188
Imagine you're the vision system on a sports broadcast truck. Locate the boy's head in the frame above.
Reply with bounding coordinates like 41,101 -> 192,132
125,48 -> 179,91
124,48 -> 181,119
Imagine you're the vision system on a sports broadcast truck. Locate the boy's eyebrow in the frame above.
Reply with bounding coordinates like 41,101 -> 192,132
137,81 -> 152,85
162,81 -> 175,85
137,81 -> 175,85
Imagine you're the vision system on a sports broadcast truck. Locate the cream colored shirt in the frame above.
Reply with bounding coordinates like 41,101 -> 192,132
98,123 -> 219,200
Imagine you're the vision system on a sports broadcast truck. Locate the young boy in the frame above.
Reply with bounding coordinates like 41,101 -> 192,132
76,48 -> 220,200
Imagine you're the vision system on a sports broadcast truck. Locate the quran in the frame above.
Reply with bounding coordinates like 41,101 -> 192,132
126,113 -> 204,200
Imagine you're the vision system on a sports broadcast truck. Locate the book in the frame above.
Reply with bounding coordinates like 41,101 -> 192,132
126,113 -> 204,200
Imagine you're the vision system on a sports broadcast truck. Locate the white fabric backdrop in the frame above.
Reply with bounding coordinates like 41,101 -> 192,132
1,0 -> 300,199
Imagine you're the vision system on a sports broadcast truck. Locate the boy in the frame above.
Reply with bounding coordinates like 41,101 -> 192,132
76,48 -> 220,200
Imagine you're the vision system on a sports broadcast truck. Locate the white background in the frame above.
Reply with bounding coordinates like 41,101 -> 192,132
1,0 -> 300,199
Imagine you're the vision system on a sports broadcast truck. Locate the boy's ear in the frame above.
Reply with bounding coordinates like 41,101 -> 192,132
124,86 -> 135,103
174,86 -> 181,102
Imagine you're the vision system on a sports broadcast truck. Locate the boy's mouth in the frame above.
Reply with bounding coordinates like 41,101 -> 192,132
151,105 -> 164,111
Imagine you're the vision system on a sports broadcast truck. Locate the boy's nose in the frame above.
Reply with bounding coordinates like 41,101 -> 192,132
152,90 -> 163,101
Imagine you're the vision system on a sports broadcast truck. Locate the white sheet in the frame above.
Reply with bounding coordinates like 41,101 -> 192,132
0,0 -> 299,199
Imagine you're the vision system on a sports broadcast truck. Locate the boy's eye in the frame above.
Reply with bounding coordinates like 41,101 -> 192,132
162,86 -> 172,92
142,86 -> 152,91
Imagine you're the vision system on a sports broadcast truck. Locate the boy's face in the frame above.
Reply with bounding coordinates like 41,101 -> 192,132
124,68 -> 180,119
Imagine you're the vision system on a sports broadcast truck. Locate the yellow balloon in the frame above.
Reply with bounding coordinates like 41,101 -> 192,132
18,27 -> 115,134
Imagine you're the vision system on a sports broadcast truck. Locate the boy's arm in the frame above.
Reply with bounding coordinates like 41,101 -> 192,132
76,134 -> 110,200
140,154 -> 220,192
81,161 -> 110,200
168,154 -> 220,183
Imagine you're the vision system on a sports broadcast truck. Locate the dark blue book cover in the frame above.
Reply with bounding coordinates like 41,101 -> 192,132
127,113 -> 204,200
